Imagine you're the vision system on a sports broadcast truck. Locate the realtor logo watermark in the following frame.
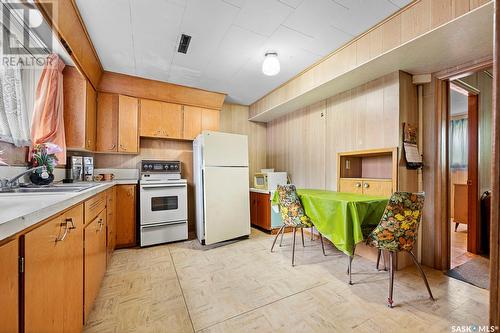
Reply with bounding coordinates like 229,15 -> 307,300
1,2 -> 54,68
451,325 -> 499,332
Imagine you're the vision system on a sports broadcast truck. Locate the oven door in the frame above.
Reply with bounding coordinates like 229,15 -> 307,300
140,183 -> 187,225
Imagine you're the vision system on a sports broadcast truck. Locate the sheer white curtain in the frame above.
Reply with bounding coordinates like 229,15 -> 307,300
450,118 -> 468,169
0,26 -> 32,147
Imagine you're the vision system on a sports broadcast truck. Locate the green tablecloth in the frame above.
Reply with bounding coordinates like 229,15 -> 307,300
272,189 -> 388,256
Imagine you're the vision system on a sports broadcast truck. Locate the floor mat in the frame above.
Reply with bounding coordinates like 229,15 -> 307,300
445,256 -> 489,289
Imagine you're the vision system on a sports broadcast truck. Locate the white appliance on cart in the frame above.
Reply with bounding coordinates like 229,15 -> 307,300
139,160 -> 188,247
193,131 -> 250,245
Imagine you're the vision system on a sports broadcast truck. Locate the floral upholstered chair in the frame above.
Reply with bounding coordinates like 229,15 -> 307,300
365,192 -> 434,307
271,184 -> 325,266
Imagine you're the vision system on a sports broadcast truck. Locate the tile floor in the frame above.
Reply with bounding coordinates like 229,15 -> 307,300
84,229 -> 489,333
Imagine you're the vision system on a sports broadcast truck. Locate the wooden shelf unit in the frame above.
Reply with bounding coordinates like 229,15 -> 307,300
337,148 -> 398,197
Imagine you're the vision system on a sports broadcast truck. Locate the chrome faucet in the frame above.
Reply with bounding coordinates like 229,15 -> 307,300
0,166 -> 44,190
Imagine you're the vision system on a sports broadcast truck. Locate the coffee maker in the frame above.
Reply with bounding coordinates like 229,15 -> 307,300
83,157 -> 94,181
67,156 -> 83,182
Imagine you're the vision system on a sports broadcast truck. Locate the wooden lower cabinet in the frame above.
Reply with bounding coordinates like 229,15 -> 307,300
106,187 -> 117,265
0,238 -> 18,333
338,178 -> 392,197
116,185 -> 137,248
250,191 -> 271,231
84,209 -> 107,321
24,204 -> 84,333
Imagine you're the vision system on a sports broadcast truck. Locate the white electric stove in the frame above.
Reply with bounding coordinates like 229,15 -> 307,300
139,160 -> 188,247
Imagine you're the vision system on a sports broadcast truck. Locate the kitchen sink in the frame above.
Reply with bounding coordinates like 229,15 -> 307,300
0,183 -> 100,195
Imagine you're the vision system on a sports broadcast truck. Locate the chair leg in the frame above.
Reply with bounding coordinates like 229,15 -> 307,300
388,252 -> 395,308
301,228 -> 305,247
376,249 -> 381,270
319,234 -> 326,256
408,251 -> 435,301
292,227 -> 297,266
271,225 -> 285,252
279,225 -> 285,247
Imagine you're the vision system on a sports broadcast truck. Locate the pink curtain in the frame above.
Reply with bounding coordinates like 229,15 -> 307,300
31,53 -> 66,161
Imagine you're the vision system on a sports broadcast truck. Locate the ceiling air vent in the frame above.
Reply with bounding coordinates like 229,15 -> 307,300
177,34 -> 191,54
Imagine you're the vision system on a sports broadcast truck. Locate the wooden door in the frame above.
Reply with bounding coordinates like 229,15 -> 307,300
362,179 -> 393,197
140,99 -> 163,137
467,94 -> 479,253
116,185 -> 137,247
106,187 -> 116,265
201,108 -> 220,132
84,210 -> 107,321
338,178 -> 362,194
183,106 -> 202,140
63,66 -> 87,150
0,238 -> 18,333
96,93 -> 118,152
118,95 -> 139,153
25,215 -> 66,333
62,205 -> 84,333
162,102 -> 183,138
85,82 -> 97,151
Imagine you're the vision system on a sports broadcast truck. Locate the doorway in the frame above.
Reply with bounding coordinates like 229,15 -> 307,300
446,70 -> 492,290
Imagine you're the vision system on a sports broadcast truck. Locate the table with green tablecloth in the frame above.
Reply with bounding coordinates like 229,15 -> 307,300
272,189 -> 388,256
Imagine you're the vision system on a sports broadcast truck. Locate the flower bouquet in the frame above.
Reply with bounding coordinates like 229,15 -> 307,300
30,143 -> 62,185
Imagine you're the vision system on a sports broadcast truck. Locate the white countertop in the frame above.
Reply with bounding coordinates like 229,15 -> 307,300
249,187 -> 270,194
0,179 -> 137,242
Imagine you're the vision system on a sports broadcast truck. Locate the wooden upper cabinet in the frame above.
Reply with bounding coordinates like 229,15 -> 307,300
183,106 -> 202,140
140,99 -> 183,139
118,95 -> 139,153
0,238 -> 18,333
63,66 -> 97,151
96,93 -> 139,153
201,108 -> 220,132
183,106 -> 220,140
96,93 -> 119,152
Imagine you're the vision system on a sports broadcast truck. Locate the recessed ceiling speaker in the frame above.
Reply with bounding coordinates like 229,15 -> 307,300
178,34 -> 192,54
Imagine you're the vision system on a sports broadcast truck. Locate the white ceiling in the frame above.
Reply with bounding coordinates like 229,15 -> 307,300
75,0 -> 412,104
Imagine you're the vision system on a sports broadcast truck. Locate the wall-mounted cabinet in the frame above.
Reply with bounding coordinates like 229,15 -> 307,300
63,66 -> 97,151
337,148 -> 397,197
140,99 -> 183,139
96,93 -> 139,153
183,106 -> 220,140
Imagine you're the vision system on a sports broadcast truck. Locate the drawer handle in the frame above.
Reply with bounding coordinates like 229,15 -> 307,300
363,183 -> 370,189
56,220 -> 70,242
97,218 -> 104,232
66,218 -> 76,230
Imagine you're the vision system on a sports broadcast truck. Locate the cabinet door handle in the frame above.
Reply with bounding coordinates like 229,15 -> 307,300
56,220 -> 69,242
355,182 -> 361,188
363,183 -> 370,189
66,217 -> 76,230
120,144 -> 127,151
109,144 -> 116,150
97,218 -> 104,232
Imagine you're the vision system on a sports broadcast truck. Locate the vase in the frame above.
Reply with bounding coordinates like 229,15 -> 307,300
30,172 -> 54,186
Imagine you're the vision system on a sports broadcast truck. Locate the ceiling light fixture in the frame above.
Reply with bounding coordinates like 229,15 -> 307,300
262,52 -> 280,76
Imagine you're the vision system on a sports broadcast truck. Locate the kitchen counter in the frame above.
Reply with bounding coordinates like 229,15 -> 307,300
249,187 -> 270,194
0,179 -> 138,242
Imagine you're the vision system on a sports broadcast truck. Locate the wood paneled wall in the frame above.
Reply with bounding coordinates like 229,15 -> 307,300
219,104 -> 267,184
250,0 -> 491,119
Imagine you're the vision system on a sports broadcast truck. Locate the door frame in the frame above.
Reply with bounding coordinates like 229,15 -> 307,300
434,58 -> 492,271
449,82 -> 480,254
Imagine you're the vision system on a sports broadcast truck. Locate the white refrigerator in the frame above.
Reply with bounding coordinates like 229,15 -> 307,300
193,131 -> 251,245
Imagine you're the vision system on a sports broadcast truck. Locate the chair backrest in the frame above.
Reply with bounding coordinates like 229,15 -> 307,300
276,184 -> 311,227
366,192 -> 425,252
